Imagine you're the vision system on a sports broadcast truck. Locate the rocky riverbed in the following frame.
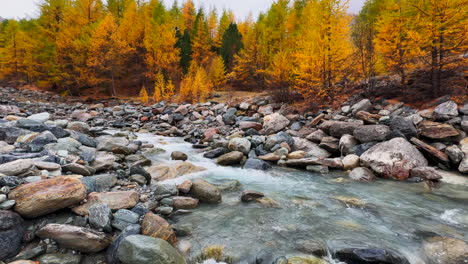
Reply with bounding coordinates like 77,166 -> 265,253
0,86 -> 467,264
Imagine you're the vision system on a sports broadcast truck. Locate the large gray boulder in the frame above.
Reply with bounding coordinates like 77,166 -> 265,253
360,138 -> 428,180
117,235 -> 186,264
263,113 -> 290,134
434,100 -> 458,117
228,137 -> 251,154
293,137 -> 331,158
27,112 -> 50,123
216,151 -> 244,166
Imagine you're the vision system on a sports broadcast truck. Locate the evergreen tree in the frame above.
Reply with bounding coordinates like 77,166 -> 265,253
220,23 -> 243,72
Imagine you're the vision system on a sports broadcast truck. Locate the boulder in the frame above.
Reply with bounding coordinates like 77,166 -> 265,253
243,158 -> 271,170
265,132 -> 294,150
170,151 -> 188,161
263,113 -> 290,134
410,166 -> 442,180
342,154 -> 360,170
203,147 -> 228,159
8,176 -> 86,218
172,196 -> 199,209
28,130 -> 57,152
189,179 -> 222,204
353,125 -> 390,143
141,213 -> 177,245
216,151 -> 244,166
72,191 -> 139,216
36,224 -> 112,253
0,210 -> 25,261
329,122 -> 362,138
106,224 -> 140,264
89,203 -> 113,232
228,137 -> 251,154
241,190 -> 265,202
0,127 -> 29,144
418,121 -> 460,140
91,152 -> 116,172
349,167 -> 376,182
339,134 -> 359,155
389,116 -> 417,139
423,237 -> 468,264
351,99 -> 372,115
434,100 -> 458,117
146,162 -> 206,181
112,209 -> 140,231
445,145 -> 464,164
293,137 -> 331,158
27,112 -> 50,123
0,159 -> 33,176
117,235 -> 186,264
360,138 -> 428,180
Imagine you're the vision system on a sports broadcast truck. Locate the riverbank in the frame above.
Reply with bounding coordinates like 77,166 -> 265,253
0,86 -> 467,264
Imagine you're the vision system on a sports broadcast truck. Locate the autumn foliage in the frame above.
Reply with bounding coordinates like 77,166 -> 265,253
0,0 -> 466,104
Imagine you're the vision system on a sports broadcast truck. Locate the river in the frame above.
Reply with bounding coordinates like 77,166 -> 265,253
137,133 -> 468,263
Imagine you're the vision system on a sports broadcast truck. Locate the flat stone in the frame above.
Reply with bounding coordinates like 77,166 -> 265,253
8,176 -> 86,218
418,121 -> 460,140
36,224 -> 112,253
0,159 -> 33,176
172,196 -> 199,209
117,235 -> 186,264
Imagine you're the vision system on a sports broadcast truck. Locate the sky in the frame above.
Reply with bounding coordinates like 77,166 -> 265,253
0,0 -> 366,20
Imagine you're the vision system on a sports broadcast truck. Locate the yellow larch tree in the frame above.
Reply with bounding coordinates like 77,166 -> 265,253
208,55 -> 227,90
179,62 -> 213,103
182,0 -> 196,32
88,13 -> 131,96
139,85 -> 149,103
293,0 -> 353,101
374,0 -> 418,85
409,0 -> 468,95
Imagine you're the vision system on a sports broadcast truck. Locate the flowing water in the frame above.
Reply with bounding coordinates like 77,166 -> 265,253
137,133 -> 468,263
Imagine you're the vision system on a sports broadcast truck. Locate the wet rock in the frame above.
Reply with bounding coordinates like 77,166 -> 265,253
89,203 -> 113,232
306,165 -> 329,174
241,190 -> 265,202
216,151 -> 244,166
360,138 -> 428,180
410,166 -> 442,180
410,138 -> 451,169
228,137 -> 251,154
147,161 -> 206,181
349,167 -> 376,182
172,196 -> 198,209
8,176 -> 86,218
141,212 -> 177,245
343,154 -> 360,170
0,159 -> 33,176
294,240 -> 327,256
72,191 -> 139,216
353,125 -> 390,143
285,157 -> 321,168
329,122 -> 362,138
177,180 -> 192,194
203,147 -> 228,159
389,116 -> 417,139
189,179 -> 222,204
334,248 -> 409,264
35,253 -> 82,264
117,235 -> 186,264
243,158 -> 271,170
106,224 -> 140,264
154,183 -> 178,197
263,113 -> 290,134
36,224 -> 112,253
171,151 -> 188,161
0,210 -> 25,261
423,236 -> 468,264
418,121 -> 460,140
